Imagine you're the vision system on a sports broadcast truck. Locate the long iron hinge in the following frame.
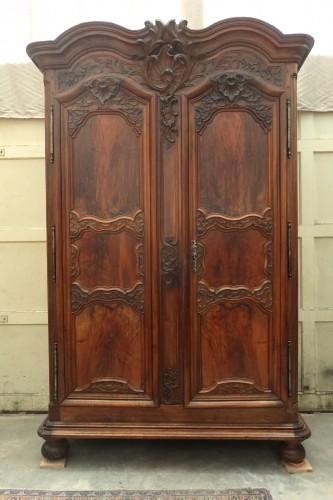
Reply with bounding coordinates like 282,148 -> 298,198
287,340 -> 292,399
52,225 -> 56,282
50,105 -> 54,163
287,222 -> 292,279
53,342 -> 58,402
286,99 -> 291,158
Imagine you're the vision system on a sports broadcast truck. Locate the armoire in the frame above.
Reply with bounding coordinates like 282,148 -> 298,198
27,17 -> 314,463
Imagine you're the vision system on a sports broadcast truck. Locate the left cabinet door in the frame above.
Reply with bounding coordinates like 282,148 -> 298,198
53,77 -> 158,409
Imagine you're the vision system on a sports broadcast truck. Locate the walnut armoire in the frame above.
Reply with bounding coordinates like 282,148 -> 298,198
27,18 -> 314,463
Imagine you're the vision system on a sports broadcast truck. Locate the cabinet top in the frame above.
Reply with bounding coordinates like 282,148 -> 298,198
26,17 -> 314,87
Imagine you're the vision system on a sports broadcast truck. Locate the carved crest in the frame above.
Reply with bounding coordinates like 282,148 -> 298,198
196,208 -> 273,237
75,377 -> 145,395
70,210 -> 144,239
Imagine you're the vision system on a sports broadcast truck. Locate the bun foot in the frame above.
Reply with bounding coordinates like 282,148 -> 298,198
41,438 -> 69,460
280,441 -> 306,464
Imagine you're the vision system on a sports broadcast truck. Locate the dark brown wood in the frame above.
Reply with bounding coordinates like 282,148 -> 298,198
41,438 -> 70,460
27,18 -> 313,462
280,441 -> 306,464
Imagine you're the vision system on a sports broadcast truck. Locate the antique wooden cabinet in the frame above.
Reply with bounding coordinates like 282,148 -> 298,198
27,18 -> 313,462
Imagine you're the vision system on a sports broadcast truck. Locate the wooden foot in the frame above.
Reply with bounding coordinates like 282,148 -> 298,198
280,441 -> 306,464
41,438 -> 70,461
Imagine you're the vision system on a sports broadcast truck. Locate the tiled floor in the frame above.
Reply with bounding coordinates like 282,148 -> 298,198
0,413 -> 332,499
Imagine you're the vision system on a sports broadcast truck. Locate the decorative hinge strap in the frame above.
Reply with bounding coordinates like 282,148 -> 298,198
53,342 -> 58,402
191,240 -> 199,274
52,225 -> 56,282
287,222 -> 292,279
286,99 -> 291,158
50,105 -> 54,163
287,340 -> 292,399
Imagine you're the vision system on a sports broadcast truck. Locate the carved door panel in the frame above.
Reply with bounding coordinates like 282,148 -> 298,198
187,72 -> 283,405
58,77 -> 157,405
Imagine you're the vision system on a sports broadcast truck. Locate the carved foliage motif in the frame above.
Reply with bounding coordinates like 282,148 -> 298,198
200,379 -> 270,395
161,238 -> 179,288
160,95 -> 178,147
75,377 -> 144,395
136,244 -> 144,277
162,367 -> 182,404
197,280 -> 272,314
57,57 -> 142,92
72,282 -> 144,315
264,240 -> 273,275
196,72 -> 272,133
193,51 -> 282,86
71,244 -> 80,278
196,208 -> 272,237
70,210 -> 144,240
67,77 -> 143,136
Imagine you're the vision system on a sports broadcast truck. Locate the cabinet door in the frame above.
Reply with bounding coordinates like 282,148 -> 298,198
187,72 -> 284,406
57,77 -> 157,406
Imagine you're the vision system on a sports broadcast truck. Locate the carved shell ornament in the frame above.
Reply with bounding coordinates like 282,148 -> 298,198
136,19 -> 199,95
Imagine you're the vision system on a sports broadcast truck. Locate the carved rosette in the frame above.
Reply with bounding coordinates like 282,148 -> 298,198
199,378 -> 270,396
196,208 -> 272,237
161,238 -> 179,288
75,377 -> 144,395
72,282 -> 144,315
70,210 -> 144,239
196,72 -> 272,133
67,76 -> 143,136
197,280 -> 272,314
162,367 -> 182,404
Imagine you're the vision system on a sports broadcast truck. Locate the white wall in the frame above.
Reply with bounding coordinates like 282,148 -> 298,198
0,113 -> 332,411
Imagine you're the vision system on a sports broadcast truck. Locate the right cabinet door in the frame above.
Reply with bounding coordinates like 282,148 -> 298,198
186,71 -> 286,408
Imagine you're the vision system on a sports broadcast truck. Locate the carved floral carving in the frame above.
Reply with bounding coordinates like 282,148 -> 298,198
136,243 -> 144,277
196,72 -> 272,133
197,280 -> 272,314
264,240 -> 273,275
162,367 -> 182,404
70,244 -> 80,278
161,237 -> 179,288
196,208 -> 272,237
193,51 -> 282,86
200,378 -> 270,395
67,76 -> 143,136
75,377 -> 144,395
70,210 -> 144,239
72,282 -> 144,314
160,95 -> 178,147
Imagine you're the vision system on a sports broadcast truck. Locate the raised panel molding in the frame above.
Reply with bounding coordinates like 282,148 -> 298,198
196,208 -> 273,237
70,210 -> 144,239
71,282 -> 144,315
197,280 -> 273,314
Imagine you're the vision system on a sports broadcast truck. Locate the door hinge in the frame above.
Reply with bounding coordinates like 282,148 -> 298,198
52,225 -> 56,282
287,340 -> 292,399
53,342 -> 58,402
286,99 -> 291,159
287,222 -> 292,279
50,105 -> 54,163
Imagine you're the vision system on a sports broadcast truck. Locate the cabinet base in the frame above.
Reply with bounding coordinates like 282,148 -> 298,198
38,415 -> 310,462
